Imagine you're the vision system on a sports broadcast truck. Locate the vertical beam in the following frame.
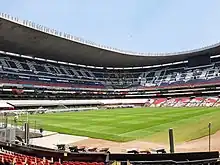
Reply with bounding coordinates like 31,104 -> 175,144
169,128 -> 175,153
208,122 -> 211,152
5,115 -> 8,128
24,122 -> 29,145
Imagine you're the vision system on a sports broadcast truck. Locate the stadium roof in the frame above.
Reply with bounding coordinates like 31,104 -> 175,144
0,13 -> 220,68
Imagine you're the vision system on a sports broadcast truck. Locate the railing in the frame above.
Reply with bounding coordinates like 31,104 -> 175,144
111,158 -> 219,165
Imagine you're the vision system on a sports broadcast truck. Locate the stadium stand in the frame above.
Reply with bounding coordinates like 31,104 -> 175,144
1,50 -> 220,101
0,143 -> 218,165
0,13 -> 220,164
0,150 -> 106,165
0,51 -> 220,90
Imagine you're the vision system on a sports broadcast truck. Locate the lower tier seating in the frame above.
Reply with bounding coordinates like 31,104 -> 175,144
0,151 -> 105,165
145,97 -> 220,107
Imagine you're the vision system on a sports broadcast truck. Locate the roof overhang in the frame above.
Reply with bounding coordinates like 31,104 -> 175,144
0,13 -> 220,67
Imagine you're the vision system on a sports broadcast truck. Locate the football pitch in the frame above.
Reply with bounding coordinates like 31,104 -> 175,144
22,107 -> 220,143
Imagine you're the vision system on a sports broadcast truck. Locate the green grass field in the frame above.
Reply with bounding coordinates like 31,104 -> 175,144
19,107 -> 220,143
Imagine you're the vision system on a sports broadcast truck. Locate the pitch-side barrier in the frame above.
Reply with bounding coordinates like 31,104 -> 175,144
0,107 -> 99,114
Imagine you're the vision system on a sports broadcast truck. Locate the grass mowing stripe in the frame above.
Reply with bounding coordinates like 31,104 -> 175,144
14,107 -> 220,142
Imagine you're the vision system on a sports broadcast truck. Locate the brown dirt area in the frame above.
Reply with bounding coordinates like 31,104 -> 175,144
72,130 -> 220,153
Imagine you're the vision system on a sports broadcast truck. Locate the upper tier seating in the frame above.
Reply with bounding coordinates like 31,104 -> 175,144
139,64 -> 220,88
1,53 -> 220,89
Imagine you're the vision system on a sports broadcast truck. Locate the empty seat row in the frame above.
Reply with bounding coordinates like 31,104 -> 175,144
0,152 -> 105,165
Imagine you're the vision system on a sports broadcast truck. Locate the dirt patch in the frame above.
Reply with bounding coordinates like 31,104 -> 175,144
175,130 -> 220,152
73,138 -> 167,153
72,130 -> 220,153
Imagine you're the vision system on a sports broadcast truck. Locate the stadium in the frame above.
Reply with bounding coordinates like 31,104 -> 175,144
0,12 -> 219,164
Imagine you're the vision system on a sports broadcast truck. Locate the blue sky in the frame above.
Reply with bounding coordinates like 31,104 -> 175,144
1,0 -> 220,53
